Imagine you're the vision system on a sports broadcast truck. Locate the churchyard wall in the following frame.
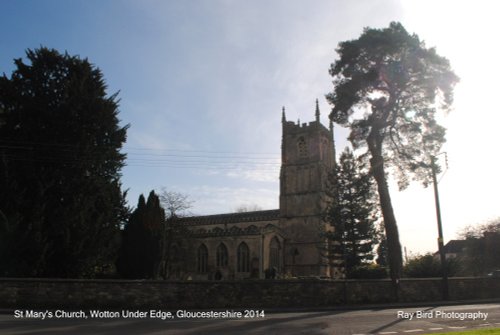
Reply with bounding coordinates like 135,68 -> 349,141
1,277 -> 498,309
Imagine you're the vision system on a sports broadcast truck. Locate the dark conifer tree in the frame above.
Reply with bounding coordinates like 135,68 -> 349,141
117,191 -> 165,279
0,48 -> 128,277
325,148 -> 377,277
376,230 -> 389,267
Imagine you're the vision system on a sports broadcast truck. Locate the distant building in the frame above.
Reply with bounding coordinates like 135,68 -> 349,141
170,101 -> 338,280
440,240 -> 467,259
436,233 -> 500,276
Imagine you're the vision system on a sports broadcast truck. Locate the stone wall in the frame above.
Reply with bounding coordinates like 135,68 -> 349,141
0,277 -> 499,309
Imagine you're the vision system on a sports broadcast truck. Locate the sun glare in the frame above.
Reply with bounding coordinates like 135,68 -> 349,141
397,0 -> 500,253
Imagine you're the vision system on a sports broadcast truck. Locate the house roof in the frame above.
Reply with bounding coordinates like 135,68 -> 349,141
443,240 -> 467,254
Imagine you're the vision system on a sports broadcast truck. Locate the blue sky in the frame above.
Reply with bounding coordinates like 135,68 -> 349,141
2,0 -> 499,254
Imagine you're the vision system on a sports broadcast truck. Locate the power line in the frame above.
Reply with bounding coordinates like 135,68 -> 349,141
125,146 -> 279,156
1,152 -> 280,171
0,139 -> 281,171
0,140 -> 280,156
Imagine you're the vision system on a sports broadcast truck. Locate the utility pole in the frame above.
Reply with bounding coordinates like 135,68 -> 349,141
431,155 -> 449,300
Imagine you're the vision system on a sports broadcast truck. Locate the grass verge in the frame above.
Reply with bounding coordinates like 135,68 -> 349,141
424,328 -> 500,335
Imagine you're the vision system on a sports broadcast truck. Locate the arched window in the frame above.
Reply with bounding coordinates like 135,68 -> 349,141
171,245 -> 179,263
197,244 -> 208,273
216,243 -> 228,267
297,137 -> 307,157
269,237 -> 281,270
237,242 -> 250,272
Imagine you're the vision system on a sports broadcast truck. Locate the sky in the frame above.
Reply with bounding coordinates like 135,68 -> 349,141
1,0 -> 499,255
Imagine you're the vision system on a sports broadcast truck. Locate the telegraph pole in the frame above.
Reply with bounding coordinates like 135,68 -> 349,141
431,155 -> 449,300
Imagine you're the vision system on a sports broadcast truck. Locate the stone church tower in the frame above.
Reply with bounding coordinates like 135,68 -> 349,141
174,100 -> 337,280
279,100 -> 336,277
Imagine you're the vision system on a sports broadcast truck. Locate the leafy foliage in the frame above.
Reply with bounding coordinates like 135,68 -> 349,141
404,253 -> 459,278
0,48 -> 128,277
325,147 -> 378,277
327,22 -> 458,282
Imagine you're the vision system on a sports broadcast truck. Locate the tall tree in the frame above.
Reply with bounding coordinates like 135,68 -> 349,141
117,191 -> 165,279
327,22 -> 459,284
159,188 -> 193,218
157,188 -> 193,279
0,48 -> 128,277
325,147 -> 377,278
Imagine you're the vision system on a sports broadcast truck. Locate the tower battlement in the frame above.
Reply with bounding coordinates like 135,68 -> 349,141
283,119 -> 328,131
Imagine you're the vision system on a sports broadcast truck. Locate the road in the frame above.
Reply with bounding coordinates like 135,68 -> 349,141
1,303 -> 499,335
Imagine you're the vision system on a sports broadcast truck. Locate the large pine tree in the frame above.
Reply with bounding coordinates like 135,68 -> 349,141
0,48 -> 128,277
325,148 -> 377,278
327,22 -> 458,283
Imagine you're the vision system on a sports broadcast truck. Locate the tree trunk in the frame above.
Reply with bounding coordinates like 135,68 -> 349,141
367,127 -> 403,297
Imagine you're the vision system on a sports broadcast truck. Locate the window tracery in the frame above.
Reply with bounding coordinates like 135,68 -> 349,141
237,242 -> 250,272
197,244 -> 208,273
216,243 -> 228,267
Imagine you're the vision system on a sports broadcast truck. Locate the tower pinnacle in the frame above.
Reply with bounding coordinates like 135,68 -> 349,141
315,99 -> 320,122
282,106 -> 286,123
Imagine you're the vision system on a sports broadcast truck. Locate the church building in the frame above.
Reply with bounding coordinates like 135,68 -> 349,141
171,101 -> 337,280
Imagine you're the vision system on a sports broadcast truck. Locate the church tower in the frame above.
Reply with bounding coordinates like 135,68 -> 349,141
279,100 -> 336,277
